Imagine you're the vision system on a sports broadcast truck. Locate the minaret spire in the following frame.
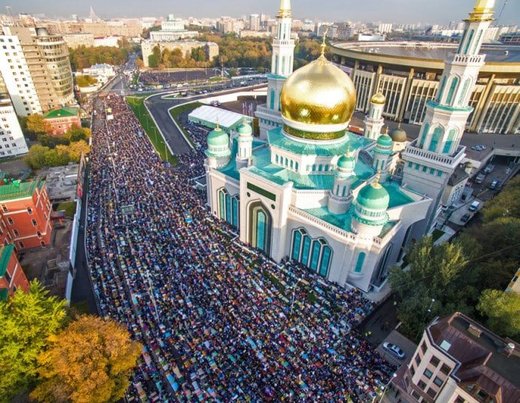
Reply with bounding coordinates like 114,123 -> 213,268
279,0 -> 291,17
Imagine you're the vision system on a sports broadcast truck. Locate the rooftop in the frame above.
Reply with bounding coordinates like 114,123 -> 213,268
0,179 -> 44,202
429,312 -> 520,401
0,244 -> 15,278
189,105 -> 250,131
44,107 -> 79,119
333,42 -> 520,63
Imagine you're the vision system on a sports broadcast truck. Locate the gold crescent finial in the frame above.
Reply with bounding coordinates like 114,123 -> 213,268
320,29 -> 329,57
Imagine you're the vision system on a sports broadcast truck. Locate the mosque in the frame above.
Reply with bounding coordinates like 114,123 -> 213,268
205,0 -> 495,292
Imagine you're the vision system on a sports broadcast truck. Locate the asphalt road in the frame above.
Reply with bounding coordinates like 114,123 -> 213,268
145,84 -> 267,156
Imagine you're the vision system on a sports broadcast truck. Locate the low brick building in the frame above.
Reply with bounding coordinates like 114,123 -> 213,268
0,179 -> 53,250
0,244 -> 29,301
43,107 -> 81,136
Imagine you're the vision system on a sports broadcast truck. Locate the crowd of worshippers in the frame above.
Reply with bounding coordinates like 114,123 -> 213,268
86,94 -> 395,402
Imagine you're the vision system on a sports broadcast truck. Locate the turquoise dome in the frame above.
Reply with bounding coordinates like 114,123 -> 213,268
377,134 -> 393,148
357,182 -> 390,210
337,154 -> 356,171
237,122 -> 253,136
207,127 -> 229,147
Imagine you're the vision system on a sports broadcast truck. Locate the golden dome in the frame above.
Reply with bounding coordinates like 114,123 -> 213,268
469,0 -> 495,21
371,92 -> 386,105
281,55 -> 356,132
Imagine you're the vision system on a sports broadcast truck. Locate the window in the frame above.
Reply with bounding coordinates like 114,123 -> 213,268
37,231 -> 42,238
415,354 -> 421,365
418,380 -> 427,390
433,376 -> 443,387
1,205 -> 7,212
354,252 -> 366,273
410,365 -> 415,376
7,217 -> 13,225
421,342 -> 427,354
426,388 -> 437,398
27,207 -> 33,214
411,391 -> 421,400
454,396 -> 465,403
430,356 -> 440,367
18,241 -> 24,249
424,369 -> 433,379
32,219 -> 37,227
13,229 -> 19,237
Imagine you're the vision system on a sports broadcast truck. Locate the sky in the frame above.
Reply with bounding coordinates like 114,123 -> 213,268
7,0 -> 520,25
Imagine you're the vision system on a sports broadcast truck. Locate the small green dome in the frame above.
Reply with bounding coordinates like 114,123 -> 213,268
357,182 -> 390,210
237,122 -> 253,136
377,134 -> 393,148
207,127 -> 229,147
337,154 -> 356,171
390,127 -> 407,143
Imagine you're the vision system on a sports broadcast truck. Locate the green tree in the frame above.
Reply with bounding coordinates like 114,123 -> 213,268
389,236 -> 476,339
477,289 -> 520,339
0,281 -> 67,401
75,75 -> 98,87
31,316 -> 142,403
148,45 -> 161,68
66,126 -> 90,143
26,114 -> 48,135
25,144 -> 50,169
67,140 -> 90,162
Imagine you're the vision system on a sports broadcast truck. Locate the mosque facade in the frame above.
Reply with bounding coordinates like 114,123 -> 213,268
205,0 -> 493,292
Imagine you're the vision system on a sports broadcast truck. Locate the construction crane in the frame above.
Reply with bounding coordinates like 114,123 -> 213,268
496,0 -> 510,24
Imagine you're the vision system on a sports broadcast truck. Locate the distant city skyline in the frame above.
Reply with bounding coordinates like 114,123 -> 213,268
5,0 -> 520,25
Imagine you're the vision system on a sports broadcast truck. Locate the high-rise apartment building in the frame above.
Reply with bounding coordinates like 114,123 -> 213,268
0,75 -> 29,157
0,26 -> 74,116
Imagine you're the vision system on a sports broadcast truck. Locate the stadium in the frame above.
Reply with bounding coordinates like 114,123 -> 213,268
330,41 -> 520,134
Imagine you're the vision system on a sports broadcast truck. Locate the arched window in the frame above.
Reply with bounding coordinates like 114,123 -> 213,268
354,252 -> 366,273
419,123 -> 430,148
218,188 -> 239,229
319,245 -> 332,277
457,78 -> 472,106
270,89 -> 275,110
437,77 -> 447,103
225,193 -> 232,224
472,30 -> 483,55
218,189 -> 226,220
232,196 -> 239,228
442,128 -> 457,154
291,230 -> 332,278
446,77 -> 459,105
309,240 -> 322,272
429,127 -> 443,152
301,234 -> 311,265
249,202 -> 272,254
292,229 -> 303,260
463,29 -> 474,55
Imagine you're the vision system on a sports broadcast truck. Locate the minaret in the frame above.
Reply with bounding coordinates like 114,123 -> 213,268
256,0 -> 295,139
235,121 -> 253,169
328,150 -> 356,215
364,92 -> 386,141
402,0 -> 495,230
373,129 -> 393,182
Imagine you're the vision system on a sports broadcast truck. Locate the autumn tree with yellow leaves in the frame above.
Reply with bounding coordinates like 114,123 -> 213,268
31,316 -> 142,403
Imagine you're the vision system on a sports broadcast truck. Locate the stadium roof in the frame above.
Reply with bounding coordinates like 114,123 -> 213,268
188,105 -> 250,131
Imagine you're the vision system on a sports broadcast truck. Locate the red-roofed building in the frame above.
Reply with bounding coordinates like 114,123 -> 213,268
0,244 -> 29,301
0,179 -> 53,250
392,312 -> 520,403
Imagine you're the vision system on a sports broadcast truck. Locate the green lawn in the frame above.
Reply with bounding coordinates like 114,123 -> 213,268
126,96 -> 177,164
169,102 -> 203,148
55,201 -> 77,218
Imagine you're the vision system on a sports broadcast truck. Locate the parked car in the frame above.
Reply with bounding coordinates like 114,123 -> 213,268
461,213 -> 471,223
469,200 -> 480,212
383,342 -> 406,360
483,164 -> 495,174
489,179 -> 500,190
475,173 -> 486,184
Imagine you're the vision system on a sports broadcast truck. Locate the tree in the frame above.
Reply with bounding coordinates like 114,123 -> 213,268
26,114 -> 48,135
75,75 -> 98,88
148,45 -> 161,68
31,316 -> 142,403
67,140 -> 90,162
389,236 -> 476,339
66,126 -> 90,143
25,144 -> 50,169
0,281 -> 67,401
477,290 -> 520,339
